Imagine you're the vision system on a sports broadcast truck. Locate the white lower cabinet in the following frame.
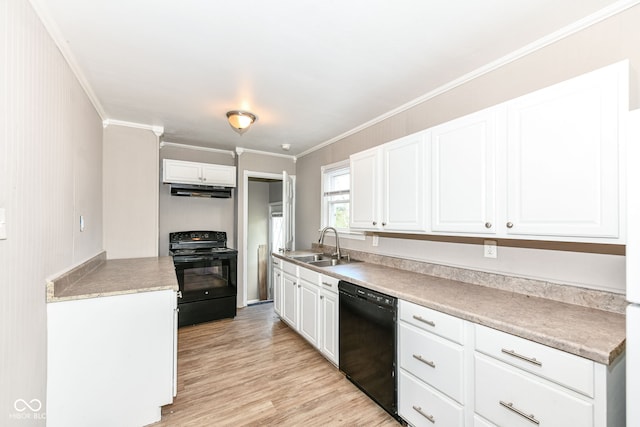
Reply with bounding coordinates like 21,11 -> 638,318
272,257 -> 283,316
398,300 -> 466,426
47,290 -> 176,427
475,354 -> 592,427
399,371 -> 464,427
299,278 -> 320,348
272,260 -> 339,365
398,300 -> 625,427
319,274 -> 339,365
281,262 -> 298,329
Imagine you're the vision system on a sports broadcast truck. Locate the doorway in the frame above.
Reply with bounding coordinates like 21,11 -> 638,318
246,177 -> 282,305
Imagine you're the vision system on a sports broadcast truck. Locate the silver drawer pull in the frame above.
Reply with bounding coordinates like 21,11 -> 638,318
499,401 -> 539,425
412,405 -> 435,423
412,354 -> 435,368
501,348 -> 542,367
412,315 -> 435,327
321,281 -> 333,287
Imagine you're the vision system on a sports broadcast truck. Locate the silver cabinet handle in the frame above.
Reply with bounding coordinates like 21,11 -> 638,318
382,222 -> 387,226
506,222 -> 514,228
485,222 -> 492,229
320,295 -> 324,300
412,314 -> 435,327
321,281 -> 333,288
372,221 -> 377,226
499,401 -> 539,425
413,354 -> 435,368
412,406 -> 435,424
177,291 -> 183,299
501,348 -> 542,367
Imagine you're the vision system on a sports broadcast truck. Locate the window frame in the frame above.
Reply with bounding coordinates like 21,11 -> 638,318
320,160 -> 364,240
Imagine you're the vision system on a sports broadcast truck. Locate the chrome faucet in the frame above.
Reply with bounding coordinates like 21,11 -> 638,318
318,226 -> 342,260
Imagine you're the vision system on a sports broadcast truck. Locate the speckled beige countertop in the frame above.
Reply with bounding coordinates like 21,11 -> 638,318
47,254 -> 178,302
275,252 -> 625,365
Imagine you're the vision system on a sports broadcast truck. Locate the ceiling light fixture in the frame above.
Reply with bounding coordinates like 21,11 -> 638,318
226,110 -> 257,135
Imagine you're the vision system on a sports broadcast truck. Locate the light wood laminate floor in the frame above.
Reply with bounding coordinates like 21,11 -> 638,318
152,302 -> 399,426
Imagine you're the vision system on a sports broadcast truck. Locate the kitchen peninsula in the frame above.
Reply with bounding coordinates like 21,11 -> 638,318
46,253 -> 178,427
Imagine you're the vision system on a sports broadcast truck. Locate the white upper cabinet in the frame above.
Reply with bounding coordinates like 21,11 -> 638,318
163,159 -> 236,187
350,132 -> 428,232
430,108 -> 499,234
504,61 -> 627,239
383,132 -> 429,232
350,147 -> 382,229
348,61 -> 627,242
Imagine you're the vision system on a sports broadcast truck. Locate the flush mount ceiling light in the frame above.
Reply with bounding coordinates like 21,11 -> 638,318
226,110 -> 257,135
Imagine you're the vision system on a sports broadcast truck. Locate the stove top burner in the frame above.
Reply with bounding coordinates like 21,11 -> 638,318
169,230 -> 236,259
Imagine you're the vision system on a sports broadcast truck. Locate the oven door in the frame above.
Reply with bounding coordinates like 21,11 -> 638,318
174,256 -> 237,303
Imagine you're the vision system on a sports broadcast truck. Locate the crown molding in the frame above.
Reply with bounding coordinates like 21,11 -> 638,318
103,119 -> 164,136
297,0 -> 640,159
28,0 -> 107,120
235,147 -> 297,162
161,141 -> 235,157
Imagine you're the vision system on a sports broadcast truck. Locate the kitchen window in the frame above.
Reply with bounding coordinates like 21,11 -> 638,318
321,161 -> 363,239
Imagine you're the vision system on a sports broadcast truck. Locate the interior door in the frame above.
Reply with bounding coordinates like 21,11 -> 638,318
282,171 -> 295,251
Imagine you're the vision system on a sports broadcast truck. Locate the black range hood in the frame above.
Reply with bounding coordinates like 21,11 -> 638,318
170,183 -> 233,198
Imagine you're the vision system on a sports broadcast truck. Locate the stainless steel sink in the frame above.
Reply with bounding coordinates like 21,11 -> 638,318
307,257 -> 362,268
288,253 -> 361,267
288,253 -> 326,263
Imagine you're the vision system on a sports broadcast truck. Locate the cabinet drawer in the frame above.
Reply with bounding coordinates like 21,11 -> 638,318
400,300 -> 464,344
475,354 -> 593,427
282,261 -> 297,276
299,266 -> 319,284
399,323 -> 464,403
272,257 -> 282,269
399,370 -> 463,427
319,275 -> 339,294
475,325 -> 594,397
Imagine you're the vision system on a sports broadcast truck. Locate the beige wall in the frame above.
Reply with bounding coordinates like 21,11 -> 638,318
158,145 -> 236,256
296,5 -> 640,294
236,152 -> 296,306
103,125 -> 159,259
0,0 -> 103,422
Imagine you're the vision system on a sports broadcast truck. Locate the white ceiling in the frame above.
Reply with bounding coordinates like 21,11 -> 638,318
31,0 -> 633,156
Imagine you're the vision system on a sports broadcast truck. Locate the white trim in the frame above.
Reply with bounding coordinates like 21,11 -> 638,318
242,170 -> 284,308
103,119 -> 164,136
29,0 -> 107,120
235,146 -> 297,161
296,0 -> 640,159
160,141 -> 235,157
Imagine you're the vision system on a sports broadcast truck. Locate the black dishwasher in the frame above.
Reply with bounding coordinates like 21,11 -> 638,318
339,280 -> 398,419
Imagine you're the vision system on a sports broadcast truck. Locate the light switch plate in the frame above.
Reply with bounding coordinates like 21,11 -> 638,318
484,240 -> 497,258
79,215 -> 85,232
0,208 -> 6,240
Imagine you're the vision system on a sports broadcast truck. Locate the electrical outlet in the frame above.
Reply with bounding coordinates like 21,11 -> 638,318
484,240 -> 497,258
372,235 -> 379,247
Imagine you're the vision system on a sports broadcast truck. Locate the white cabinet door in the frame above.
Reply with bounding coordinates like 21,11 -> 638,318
431,108 -> 498,234
299,279 -> 319,348
282,272 -> 298,328
382,132 -> 428,232
163,159 -> 202,184
272,266 -> 283,316
163,159 -> 237,187
505,62 -> 625,239
320,288 -> 339,365
201,164 -> 236,187
350,147 -> 382,230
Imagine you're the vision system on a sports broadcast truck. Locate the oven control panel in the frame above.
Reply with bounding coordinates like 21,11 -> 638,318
170,230 -> 227,243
